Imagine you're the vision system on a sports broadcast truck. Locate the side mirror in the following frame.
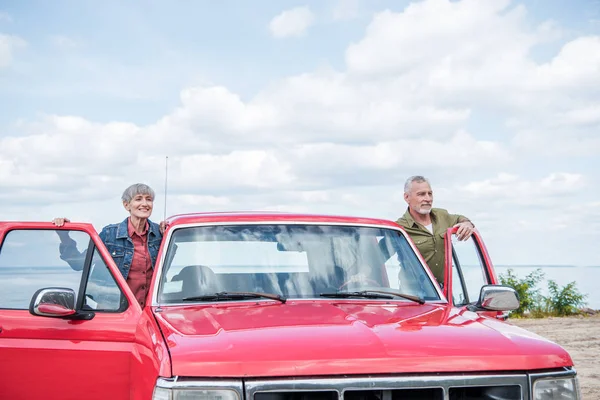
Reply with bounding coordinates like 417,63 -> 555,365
29,288 -> 94,320
468,285 -> 520,312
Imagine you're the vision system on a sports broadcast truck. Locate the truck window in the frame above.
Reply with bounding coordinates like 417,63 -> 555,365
0,229 -> 125,312
158,224 -> 441,303
451,235 -> 489,304
451,259 -> 468,306
0,229 -> 89,309
83,247 -> 126,311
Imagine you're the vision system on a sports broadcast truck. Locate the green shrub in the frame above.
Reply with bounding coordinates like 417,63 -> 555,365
499,268 -> 588,318
499,268 -> 545,317
545,280 -> 587,316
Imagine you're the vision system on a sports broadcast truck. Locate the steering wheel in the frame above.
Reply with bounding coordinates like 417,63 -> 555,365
338,276 -> 381,291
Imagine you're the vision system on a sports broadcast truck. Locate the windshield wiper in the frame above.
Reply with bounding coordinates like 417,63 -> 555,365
182,291 -> 286,303
320,291 -> 394,300
320,290 -> 425,304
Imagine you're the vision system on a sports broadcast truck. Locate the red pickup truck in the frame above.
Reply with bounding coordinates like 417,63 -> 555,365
0,212 -> 580,399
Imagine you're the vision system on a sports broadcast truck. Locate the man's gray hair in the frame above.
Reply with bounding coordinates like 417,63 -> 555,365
122,183 -> 155,203
404,175 -> 431,194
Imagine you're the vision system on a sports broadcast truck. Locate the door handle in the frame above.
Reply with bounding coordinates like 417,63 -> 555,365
496,312 -> 509,321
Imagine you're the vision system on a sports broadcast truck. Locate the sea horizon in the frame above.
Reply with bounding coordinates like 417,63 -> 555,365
2,264 -> 598,310
494,265 -> 599,310
495,264 -> 600,268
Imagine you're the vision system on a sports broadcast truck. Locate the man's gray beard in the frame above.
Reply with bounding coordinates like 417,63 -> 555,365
417,208 -> 431,215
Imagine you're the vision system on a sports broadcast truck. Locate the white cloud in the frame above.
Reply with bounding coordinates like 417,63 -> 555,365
333,0 -> 360,21
50,35 -> 80,49
535,36 -> 600,91
286,131 -> 510,186
4,0 -> 595,192
0,33 -> 26,67
149,71 -> 473,151
269,6 -> 315,38
424,171 -> 593,265
343,0 -> 600,159
346,0 -> 531,75
462,173 -> 586,206
1,0 -> 600,267
561,105 -> 600,126
160,151 -> 295,193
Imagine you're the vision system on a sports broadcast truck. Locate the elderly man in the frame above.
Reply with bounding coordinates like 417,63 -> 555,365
396,175 -> 474,286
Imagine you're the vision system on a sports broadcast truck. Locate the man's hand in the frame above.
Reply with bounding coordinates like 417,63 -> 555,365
453,221 -> 474,241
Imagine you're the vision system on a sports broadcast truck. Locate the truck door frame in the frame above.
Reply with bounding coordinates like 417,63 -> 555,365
0,222 -> 150,400
443,226 -> 504,319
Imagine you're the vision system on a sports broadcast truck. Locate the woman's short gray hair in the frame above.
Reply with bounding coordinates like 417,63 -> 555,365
404,175 -> 431,194
121,183 -> 155,203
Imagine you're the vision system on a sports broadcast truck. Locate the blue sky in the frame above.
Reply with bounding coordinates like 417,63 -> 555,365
1,0 -> 599,266
3,0 -> 596,124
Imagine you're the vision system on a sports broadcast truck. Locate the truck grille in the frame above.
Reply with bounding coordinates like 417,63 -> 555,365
246,374 -> 527,400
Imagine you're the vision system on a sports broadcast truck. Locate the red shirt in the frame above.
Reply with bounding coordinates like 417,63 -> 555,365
126,218 -> 153,307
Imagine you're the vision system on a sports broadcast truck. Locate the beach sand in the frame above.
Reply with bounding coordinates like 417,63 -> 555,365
509,314 -> 600,399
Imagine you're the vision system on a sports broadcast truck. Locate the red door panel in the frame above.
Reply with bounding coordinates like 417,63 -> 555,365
0,222 -> 155,400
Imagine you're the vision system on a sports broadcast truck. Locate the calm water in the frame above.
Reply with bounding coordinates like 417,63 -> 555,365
495,266 -> 600,310
1,265 -> 598,310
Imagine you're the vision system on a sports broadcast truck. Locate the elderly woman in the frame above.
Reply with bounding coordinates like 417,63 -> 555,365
53,183 -> 165,307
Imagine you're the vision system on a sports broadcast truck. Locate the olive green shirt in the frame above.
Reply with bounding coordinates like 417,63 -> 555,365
396,208 -> 471,284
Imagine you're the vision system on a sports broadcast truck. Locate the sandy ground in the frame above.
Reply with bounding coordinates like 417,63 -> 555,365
509,314 -> 600,399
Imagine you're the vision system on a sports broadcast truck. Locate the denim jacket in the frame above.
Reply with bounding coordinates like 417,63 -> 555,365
59,217 -> 163,280
99,218 -> 163,279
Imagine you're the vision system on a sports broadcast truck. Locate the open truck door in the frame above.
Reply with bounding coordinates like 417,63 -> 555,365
443,226 -> 519,320
0,222 -> 158,400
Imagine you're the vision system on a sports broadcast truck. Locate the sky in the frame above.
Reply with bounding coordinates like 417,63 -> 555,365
0,0 -> 599,266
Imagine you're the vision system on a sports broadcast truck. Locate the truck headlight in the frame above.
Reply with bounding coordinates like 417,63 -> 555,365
152,378 -> 242,400
533,377 -> 581,400
152,388 -> 239,400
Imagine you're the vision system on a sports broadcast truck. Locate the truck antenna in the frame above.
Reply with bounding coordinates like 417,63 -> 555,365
164,155 -> 169,221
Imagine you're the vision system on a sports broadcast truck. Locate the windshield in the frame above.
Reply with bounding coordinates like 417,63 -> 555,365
157,224 -> 440,303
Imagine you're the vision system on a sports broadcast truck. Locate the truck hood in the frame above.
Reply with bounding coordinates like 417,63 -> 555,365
153,301 -> 572,377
